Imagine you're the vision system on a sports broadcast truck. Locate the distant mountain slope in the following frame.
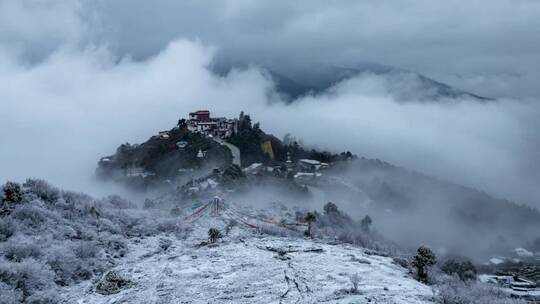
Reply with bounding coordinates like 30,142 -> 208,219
324,159 -> 540,258
213,62 -> 492,101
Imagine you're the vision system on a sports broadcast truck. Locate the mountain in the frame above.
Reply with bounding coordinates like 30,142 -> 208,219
96,111 -> 353,191
214,62 -> 492,102
1,179 -> 533,302
96,111 -> 540,260
0,179 -> 435,303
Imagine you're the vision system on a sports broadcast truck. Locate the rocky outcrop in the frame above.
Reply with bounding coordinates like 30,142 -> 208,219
95,271 -> 134,295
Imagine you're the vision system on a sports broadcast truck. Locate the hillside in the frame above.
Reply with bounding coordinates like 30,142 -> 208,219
96,111 -> 540,261
96,121 -> 233,191
1,175 -> 534,303
324,159 -> 540,258
61,223 -> 435,303
96,111 -> 352,191
0,179 -> 437,304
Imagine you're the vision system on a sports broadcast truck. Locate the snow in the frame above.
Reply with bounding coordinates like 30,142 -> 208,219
479,274 -> 540,300
514,247 -> 534,257
294,172 -> 322,179
489,257 -> 505,265
299,159 -> 321,165
60,216 -> 435,303
244,163 -> 263,173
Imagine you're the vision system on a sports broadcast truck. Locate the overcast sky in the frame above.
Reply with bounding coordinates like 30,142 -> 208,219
1,0 -> 540,207
4,0 -> 540,99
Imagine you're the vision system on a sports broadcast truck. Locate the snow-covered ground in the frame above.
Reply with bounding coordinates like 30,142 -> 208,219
60,216 -> 435,304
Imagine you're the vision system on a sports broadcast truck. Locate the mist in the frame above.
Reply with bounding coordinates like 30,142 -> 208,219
4,3 -> 540,302
1,33 -> 540,208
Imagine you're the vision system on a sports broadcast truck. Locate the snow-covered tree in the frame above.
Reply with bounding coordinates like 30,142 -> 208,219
2,181 -> 22,204
208,228 -> 222,243
360,215 -> 372,233
412,245 -> 437,283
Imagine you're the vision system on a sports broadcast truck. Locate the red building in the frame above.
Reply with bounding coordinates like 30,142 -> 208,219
186,110 -> 238,138
189,110 -> 210,122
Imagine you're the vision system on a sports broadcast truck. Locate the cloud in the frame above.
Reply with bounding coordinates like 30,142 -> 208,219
1,38 -> 540,208
1,1 -> 540,208
81,0 -> 540,99
5,1 -> 540,98
0,40 -> 266,194
0,0 -> 87,61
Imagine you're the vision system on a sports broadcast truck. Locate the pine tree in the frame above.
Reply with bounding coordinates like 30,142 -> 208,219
360,215 -> 372,232
2,182 -> 22,204
323,202 -> 339,215
412,245 -> 437,283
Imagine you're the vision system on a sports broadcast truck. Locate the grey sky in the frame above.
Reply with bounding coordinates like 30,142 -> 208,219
8,0 -> 536,99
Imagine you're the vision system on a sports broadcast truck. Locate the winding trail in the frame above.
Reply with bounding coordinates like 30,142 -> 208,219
212,137 -> 241,166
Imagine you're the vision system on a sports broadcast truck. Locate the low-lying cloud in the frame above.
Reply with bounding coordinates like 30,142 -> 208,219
1,38 -> 540,209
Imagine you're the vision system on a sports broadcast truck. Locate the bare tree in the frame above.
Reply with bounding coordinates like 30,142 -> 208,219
304,212 -> 317,238
349,272 -> 361,294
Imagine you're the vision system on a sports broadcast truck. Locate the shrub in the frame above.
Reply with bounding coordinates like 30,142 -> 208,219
257,224 -> 299,237
294,211 -> 305,222
436,274 -> 526,304
72,241 -> 100,259
225,219 -> 238,235
170,207 -> 181,217
96,218 -> 121,235
0,218 -> 15,242
3,241 -> 42,262
441,258 -> 477,282
11,204 -> 48,229
0,259 -> 56,299
103,236 -> 128,258
143,198 -> 155,209
103,195 -> 132,209
2,182 -> 23,204
61,191 -> 93,208
156,219 -> 179,233
349,272 -> 361,294
393,257 -> 409,268
46,245 -> 102,286
323,202 -> 339,215
24,289 -> 60,304
159,238 -> 172,251
0,281 -> 22,303
23,179 -> 60,204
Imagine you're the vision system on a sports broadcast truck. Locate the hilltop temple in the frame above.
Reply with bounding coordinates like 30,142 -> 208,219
186,110 -> 238,138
